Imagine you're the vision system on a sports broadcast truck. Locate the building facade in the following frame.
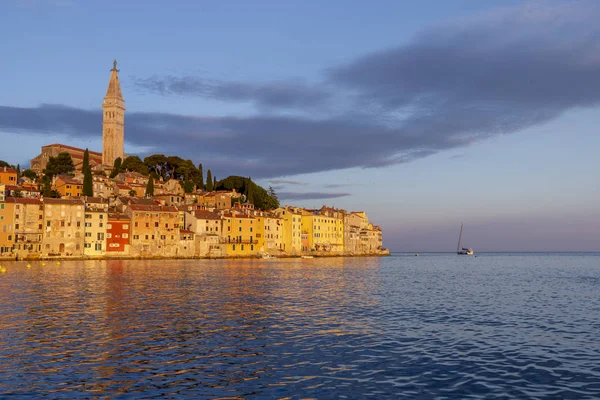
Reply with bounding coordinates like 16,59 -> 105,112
102,60 -> 126,167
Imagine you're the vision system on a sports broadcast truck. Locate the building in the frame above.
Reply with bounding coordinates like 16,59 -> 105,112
126,204 -> 179,257
10,198 -> 44,259
0,200 -> 15,255
41,198 -> 85,257
222,212 -> 262,256
275,207 -> 303,255
107,212 -> 130,254
53,175 -> 83,198
263,213 -> 283,253
29,60 -> 126,173
102,60 -> 126,167
30,144 -> 103,175
0,167 -> 17,185
83,197 -> 108,256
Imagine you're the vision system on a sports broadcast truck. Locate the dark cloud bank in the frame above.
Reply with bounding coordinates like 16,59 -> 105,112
2,2 -> 600,192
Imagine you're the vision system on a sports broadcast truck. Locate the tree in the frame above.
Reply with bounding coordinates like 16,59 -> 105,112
82,148 -> 90,172
145,177 -> 154,197
267,186 -> 278,201
196,163 -> 204,189
218,176 -> 279,210
22,169 -> 37,180
44,152 -> 75,177
13,189 -> 23,198
110,157 -> 122,178
16,164 -> 20,181
121,156 -> 149,175
129,189 -> 137,197
82,166 -> 93,196
247,177 -> 254,204
144,154 -> 167,179
213,176 -> 217,191
206,169 -> 213,191
0,160 -> 10,168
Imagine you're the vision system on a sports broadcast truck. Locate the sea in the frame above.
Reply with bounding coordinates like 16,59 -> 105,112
0,253 -> 599,399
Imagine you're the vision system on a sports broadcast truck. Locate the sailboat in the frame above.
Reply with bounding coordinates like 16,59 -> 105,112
457,223 -> 474,255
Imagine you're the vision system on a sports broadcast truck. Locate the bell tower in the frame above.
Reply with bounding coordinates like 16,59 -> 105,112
102,60 -> 125,167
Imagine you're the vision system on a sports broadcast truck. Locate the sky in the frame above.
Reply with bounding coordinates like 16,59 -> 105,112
0,0 -> 599,252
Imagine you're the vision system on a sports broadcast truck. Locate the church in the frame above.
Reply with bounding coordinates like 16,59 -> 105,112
30,60 -> 126,174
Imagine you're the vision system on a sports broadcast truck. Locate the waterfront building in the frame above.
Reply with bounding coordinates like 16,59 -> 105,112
0,200 -> 15,255
263,213 -> 283,253
41,198 -> 85,257
126,204 -> 179,257
102,60 -> 125,167
222,212 -> 262,256
0,167 -> 17,185
275,207 -> 303,255
106,212 -> 131,254
83,197 -> 108,256
9,198 -> 44,259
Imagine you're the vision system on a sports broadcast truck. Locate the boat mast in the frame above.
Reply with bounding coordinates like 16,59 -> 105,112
457,223 -> 464,253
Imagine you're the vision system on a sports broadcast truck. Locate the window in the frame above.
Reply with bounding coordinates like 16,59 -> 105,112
97,233 -> 104,240
107,223 -> 112,229
241,245 -> 244,250
160,235 -> 166,240
239,227 -> 242,232
95,243 -> 102,251
99,223 -> 103,228
15,224 -> 19,229
251,245 -> 254,251
155,222 -> 159,228
135,222 -> 138,227
133,234 -> 139,239
99,215 -> 103,219
46,221 -> 50,227
61,221 -> 65,227
123,233 -> 128,239
123,224 -> 129,229
145,235 -> 149,240
232,245 -> 235,251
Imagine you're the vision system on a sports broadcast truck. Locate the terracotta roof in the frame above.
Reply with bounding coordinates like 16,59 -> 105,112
180,229 -> 195,234
194,210 -> 221,220
108,213 -> 130,220
42,143 -> 102,156
56,175 -> 82,185
129,204 -> 178,212
42,198 -> 84,205
2,197 -> 42,204
0,167 -> 17,174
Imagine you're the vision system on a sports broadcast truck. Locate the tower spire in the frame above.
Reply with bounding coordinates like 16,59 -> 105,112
102,60 -> 126,166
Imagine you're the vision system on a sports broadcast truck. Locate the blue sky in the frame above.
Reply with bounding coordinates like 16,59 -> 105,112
1,0 -> 599,251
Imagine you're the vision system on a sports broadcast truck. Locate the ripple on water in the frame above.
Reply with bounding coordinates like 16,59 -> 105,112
0,254 -> 599,398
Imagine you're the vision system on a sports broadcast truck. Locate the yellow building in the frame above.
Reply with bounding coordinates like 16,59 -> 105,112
222,212 -> 263,256
263,213 -> 283,254
0,200 -> 15,256
8,198 -> 44,259
41,198 -> 85,257
0,167 -> 17,185
83,198 -> 108,256
53,175 -> 83,198
126,204 -> 180,257
301,207 -> 345,253
275,207 -> 302,255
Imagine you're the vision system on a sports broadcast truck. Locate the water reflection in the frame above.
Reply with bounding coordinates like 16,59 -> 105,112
1,255 -> 599,398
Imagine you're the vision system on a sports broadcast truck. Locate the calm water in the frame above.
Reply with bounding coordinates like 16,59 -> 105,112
1,254 -> 599,399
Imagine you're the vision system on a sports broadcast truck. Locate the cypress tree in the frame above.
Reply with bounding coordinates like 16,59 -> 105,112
198,163 -> 204,189
206,169 -> 213,191
82,166 -> 93,196
247,177 -> 254,204
213,176 -> 217,190
82,148 -> 90,172
110,157 -> 122,178
16,164 -> 21,181
145,177 -> 154,197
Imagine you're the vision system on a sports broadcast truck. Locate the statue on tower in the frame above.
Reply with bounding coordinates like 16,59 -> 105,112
112,60 -> 118,71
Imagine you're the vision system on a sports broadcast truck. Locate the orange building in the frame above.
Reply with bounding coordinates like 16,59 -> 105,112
53,176 -> 83,198
0,167 -> 17,185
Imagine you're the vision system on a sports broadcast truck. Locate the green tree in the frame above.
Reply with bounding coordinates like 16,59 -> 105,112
144,154 -> 167,179
247,177 -> 254,204
129,189 -> 137,197
121,156 -> 149,175
218,176 -> 279,210
82,166 -> 93,196
43,152 -> 75,177
13,189 -> 23,198
145,177 -> 154,197
206,169 -> 213,191
82,148 -> 90,172
0,160 -> 10,168
16,164 -> 21,181
22,169 -> 37,180
267,186 -> 278,201
213,176 -> 217,191
196,163 -> 204,189
110,157 -> 122,178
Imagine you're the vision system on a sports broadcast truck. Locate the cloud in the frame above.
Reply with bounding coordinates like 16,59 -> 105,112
3,1 -> 600,179
278,191 -> 351,201
323,183 -> 352,188
269,179 -> 308,185
134,76 -> 331,109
